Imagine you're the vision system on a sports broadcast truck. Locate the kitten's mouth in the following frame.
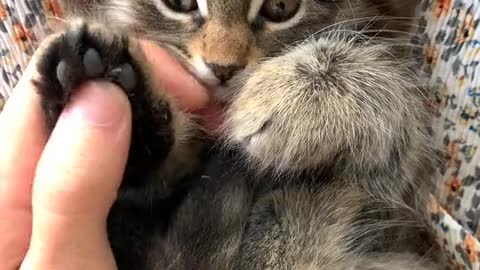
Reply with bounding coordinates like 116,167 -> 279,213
185,59 -> 240,103
140,41 -> 227,135
193,76 -> 232,99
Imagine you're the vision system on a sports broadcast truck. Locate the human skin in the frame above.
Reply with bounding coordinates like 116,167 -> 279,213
0,38 -> 211,270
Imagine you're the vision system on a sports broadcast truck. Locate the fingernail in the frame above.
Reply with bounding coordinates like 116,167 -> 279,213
61,81 -> 130,128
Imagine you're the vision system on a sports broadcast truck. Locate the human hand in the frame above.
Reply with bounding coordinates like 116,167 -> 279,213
0,38 -> 210,270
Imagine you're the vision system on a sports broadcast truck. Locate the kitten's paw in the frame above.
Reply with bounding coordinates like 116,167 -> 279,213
225,38 -> 429,173
34,21 -> 148,129
34,21 -> 175,183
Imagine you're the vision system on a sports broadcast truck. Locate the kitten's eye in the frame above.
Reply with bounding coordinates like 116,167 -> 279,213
260,0 -> 300,22
163,0 -> 198,13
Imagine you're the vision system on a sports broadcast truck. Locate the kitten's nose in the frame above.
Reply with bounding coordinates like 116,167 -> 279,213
206,63 -> 245,83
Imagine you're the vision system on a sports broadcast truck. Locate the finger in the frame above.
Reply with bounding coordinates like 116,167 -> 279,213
139,40 -> 226,136
21,81 -> 131,270
0,36 -> 55,270
140,40 -> 210,112
196,100 -> 225,137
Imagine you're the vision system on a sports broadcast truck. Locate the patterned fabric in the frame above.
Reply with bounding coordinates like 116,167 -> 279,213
0,0 -> 61,100
418,0 -> 480,269
1,0 -> 480,269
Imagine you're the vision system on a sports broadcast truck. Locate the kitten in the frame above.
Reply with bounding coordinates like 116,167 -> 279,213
33,0 -> 441,269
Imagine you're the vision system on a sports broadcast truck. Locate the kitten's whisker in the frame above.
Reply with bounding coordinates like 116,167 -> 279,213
311,15 -> 422,38
316,28 -> 420,46
360,29 -> 420,36
46,15 -> 68,23
346,0 -> 357,28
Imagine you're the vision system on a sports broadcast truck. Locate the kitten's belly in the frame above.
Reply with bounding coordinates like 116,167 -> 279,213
108,149 -> 257,270
108,150 -> 429,270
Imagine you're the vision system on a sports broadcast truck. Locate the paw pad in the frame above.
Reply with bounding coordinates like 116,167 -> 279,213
56,60 -> 68,89
55,45 -> 138,92
107,63 -> 137,91
83,48 -> 105,77
37,23 -> 148,131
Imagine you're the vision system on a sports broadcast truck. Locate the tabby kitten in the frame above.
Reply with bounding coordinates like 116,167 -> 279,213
34,0 -> 440,269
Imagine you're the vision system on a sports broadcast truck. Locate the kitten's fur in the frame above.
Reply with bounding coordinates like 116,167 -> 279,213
34,0 -> 440,269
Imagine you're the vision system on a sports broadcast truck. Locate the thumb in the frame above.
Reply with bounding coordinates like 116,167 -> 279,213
21,81 -> 131,270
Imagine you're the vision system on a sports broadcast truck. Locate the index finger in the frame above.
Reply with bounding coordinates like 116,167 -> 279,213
140,41 -> 210,112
